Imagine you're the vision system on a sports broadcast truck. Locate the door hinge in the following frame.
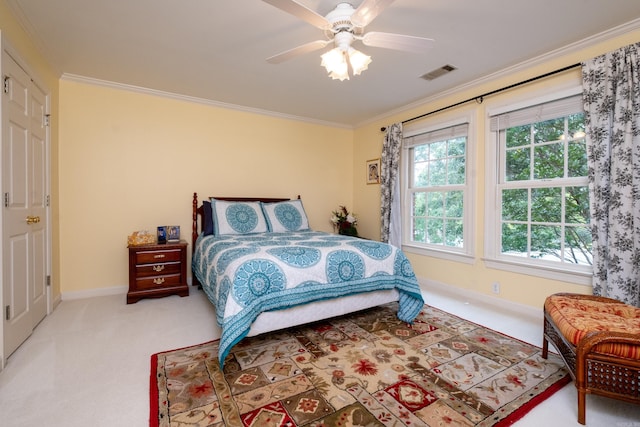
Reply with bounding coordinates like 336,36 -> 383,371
5,305 -> 10,321
4,193 -> 8,208
3,76 -> 9,94
46,195 -> 50,207
46,275 -> 51,287
44,114 -> 51,127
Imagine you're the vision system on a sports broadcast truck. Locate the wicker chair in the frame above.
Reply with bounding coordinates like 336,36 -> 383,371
542,293 -> 640,424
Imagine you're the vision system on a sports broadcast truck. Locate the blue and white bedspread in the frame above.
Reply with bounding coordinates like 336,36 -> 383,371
192,231 -> 424,366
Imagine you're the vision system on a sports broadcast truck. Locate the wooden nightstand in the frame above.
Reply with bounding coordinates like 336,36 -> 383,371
127,240 -> 189,304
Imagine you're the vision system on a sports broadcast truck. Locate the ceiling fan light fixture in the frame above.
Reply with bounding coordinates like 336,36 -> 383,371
321,48 -> 349,80
320,46 -> 371,80
320,48 -> 343,71
348,48 -> 371,75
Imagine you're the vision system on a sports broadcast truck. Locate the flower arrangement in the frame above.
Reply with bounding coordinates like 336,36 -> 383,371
331,205 -> 358,236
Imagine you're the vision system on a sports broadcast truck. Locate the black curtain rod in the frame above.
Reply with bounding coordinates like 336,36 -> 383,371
381,62 -> 582,132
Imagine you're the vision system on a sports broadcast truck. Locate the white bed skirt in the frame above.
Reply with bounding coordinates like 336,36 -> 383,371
246,288 -> 400,336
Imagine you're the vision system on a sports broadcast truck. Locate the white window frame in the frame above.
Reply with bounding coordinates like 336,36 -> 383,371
401,112 -> 475,264
484,82 -> 593,286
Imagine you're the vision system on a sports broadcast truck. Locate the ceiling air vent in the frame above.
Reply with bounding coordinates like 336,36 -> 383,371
420,64 -> 456,81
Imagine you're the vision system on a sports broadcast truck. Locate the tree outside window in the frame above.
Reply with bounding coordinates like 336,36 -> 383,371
498,111 -> 591,266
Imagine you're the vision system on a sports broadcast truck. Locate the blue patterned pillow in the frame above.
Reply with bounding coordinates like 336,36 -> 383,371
210,199 -> 269,235
262,200 -> 310,232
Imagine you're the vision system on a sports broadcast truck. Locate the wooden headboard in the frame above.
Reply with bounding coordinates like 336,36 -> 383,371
191,192 -> 292,253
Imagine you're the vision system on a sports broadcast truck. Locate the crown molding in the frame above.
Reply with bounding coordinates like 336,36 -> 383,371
60,73 -> 353,129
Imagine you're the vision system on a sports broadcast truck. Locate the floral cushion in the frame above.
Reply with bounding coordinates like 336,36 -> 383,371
545,294 -> 640,360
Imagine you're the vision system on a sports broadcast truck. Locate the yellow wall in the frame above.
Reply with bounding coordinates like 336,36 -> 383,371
58,80 -> 354,292
353,29 -> 640,310
1,1 -> 61,298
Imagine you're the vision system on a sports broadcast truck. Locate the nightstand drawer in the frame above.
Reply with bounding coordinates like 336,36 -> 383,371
136,261 -> 181,277
136,249 -> 182,264
135,273 -> 182,290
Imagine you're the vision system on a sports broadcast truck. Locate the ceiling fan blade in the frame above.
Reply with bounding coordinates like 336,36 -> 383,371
267,40 -> 330,64
362,32 -> 434,53
351,0 -> 397,27
261,0 -> 330,29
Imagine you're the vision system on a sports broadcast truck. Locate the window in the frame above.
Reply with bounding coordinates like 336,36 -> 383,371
486,93 -> 592,282
403,121 -> 473,260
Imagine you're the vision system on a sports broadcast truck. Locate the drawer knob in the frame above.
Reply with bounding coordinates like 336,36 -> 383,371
153,277 -> 165,285
152,265 -> 165,272
153,254 -> 166,259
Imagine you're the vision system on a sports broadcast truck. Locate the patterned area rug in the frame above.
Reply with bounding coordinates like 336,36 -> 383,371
150,303 -> 570,426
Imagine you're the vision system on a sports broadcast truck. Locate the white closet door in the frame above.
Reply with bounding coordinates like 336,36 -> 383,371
2,50 -> 49,360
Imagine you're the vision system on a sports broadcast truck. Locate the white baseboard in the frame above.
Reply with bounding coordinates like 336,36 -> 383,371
61,285 -> 128,301
51,293 -> 62,312
419,277 -> 542,323
59,277 -> 193,301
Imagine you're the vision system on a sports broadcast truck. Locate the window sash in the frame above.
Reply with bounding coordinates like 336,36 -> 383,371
490,95 -> 583,132
404,123 -> 469,148
405,122 -> 470,254
491,98 -> 591,269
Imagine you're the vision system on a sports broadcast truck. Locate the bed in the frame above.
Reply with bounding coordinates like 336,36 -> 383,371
191,192 -> 424,366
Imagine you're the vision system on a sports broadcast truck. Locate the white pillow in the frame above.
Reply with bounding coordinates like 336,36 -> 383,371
262,200 -> 310,232
210,199 -> 269,235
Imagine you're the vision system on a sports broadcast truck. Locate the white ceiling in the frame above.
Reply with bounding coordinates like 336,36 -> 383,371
6,0 -> 640,127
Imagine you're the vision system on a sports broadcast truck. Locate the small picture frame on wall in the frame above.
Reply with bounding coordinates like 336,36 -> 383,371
366,158 -> 381,184
167,226 -> 180,242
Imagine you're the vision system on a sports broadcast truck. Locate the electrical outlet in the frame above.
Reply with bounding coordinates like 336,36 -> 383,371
492,282 -> 500,294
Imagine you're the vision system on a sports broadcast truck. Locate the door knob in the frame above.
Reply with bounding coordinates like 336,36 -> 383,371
26,216 -> 40,224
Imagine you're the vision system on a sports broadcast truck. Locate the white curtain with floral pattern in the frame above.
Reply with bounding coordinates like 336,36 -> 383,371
582,42 -> 640,307
380,123 -> 403,246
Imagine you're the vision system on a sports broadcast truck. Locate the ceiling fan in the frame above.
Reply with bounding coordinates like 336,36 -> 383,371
262,0 -> 434,80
